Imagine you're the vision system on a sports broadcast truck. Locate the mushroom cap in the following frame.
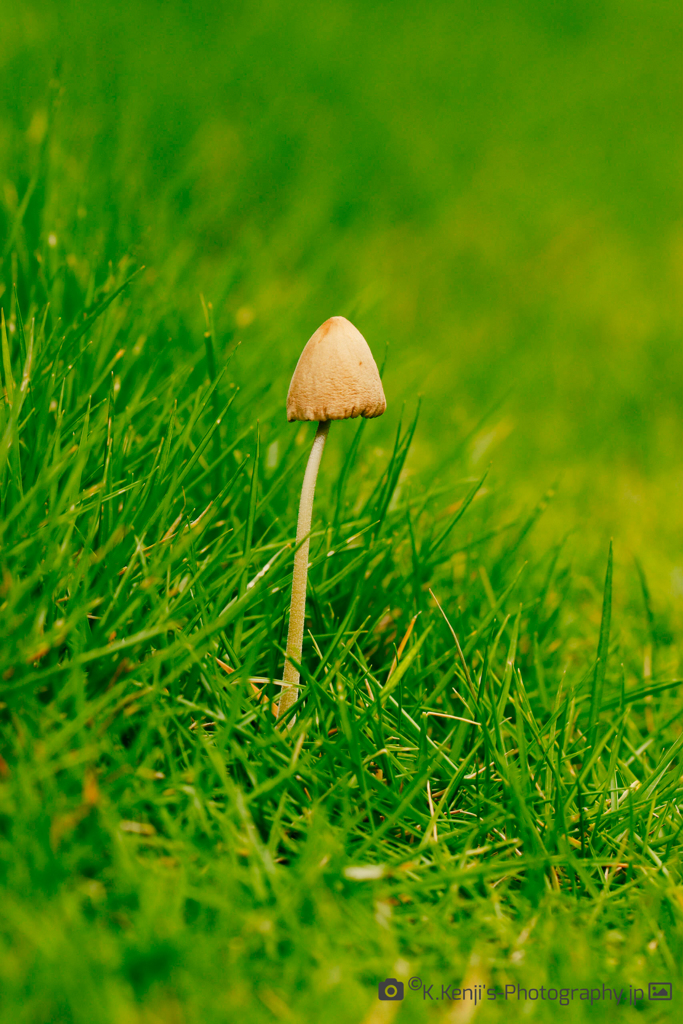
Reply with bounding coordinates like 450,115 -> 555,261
286,316 -> 387,422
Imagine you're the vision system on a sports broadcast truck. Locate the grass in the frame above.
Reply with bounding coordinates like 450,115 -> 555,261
1,2 -> 682,1021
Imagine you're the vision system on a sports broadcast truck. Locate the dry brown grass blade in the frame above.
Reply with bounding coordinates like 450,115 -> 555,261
386,613 -> 420,681
216,658 -> 283,714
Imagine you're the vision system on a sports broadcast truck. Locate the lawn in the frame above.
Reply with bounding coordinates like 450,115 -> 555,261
1,2 -> 682,1021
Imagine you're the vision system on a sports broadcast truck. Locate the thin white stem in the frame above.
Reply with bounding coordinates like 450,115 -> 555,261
277,420 -> 330,723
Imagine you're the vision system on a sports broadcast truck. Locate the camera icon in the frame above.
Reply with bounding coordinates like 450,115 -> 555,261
378,978 -> 404,1001
648,982 -> 672,1001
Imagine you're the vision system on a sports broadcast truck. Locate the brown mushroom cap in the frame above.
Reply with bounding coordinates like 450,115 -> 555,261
286,316 -> 387,422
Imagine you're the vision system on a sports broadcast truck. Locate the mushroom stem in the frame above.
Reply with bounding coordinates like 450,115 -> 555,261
277,419 -> 331,722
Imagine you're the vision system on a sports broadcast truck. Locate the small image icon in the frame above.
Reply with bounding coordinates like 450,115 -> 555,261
378,978 -> 404,1001
648,983 -> 672,1001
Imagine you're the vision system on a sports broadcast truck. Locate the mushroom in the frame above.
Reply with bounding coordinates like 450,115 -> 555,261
277,316 -> 386,722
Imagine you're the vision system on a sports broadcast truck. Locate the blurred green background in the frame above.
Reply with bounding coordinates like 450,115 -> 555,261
2,0 -> 681,591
